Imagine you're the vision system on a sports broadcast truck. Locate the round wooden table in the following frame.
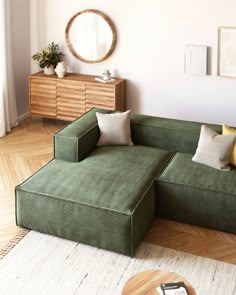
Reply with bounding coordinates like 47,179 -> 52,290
122,269 -> 196,295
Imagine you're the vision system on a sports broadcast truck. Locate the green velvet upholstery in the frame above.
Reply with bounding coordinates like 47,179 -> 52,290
54,108 -> 112,162
156,152 -> 236,233
131,113 -> 222,154
16,145 -> 173,256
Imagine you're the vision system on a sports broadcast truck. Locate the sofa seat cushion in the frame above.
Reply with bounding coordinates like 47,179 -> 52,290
156,152 -> 236,233
17,146 -> 172,213
16,145 -> 173,256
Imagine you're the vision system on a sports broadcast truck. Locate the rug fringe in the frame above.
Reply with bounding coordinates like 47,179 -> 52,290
0,228 -> 30,260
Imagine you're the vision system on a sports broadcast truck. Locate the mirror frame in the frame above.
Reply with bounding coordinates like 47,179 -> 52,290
65,9 -> 117,63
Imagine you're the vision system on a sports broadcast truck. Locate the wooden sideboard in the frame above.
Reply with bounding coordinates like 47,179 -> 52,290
29,71 -> 126,121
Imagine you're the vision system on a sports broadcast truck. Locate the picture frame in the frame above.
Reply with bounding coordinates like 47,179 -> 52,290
184,44 -> 207,76
218,27 -> 236,78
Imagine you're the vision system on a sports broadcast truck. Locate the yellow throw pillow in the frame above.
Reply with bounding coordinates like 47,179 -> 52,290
223,124 -> 236,166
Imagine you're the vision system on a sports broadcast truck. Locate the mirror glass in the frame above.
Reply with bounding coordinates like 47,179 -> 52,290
65,10 -> 117,63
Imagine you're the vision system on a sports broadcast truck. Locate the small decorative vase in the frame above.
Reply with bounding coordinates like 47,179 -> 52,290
102,69 -> 111,81
55,62 -> 67,78
43,65 -> 55,75
103,73 -> 111,81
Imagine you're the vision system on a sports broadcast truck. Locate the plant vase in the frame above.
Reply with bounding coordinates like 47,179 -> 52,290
103,73 -> 111,81
43,65 -> 55,75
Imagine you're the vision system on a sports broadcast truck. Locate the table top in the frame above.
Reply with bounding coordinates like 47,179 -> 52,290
30,71 -> 125,85
122,269 -> 196,295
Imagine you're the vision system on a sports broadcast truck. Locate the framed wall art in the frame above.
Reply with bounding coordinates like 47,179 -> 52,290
218,27 -> 236,78
184,45 -> 207,76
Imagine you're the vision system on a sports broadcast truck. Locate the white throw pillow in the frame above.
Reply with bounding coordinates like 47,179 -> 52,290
192,125 -> 236,171
96,110 -> 134,146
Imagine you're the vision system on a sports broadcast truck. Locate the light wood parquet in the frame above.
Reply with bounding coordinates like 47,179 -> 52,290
144,218 -> 236,264
1,116 -> 236,264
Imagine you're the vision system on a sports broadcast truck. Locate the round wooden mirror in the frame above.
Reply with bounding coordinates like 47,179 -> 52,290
65,9 -> 117,63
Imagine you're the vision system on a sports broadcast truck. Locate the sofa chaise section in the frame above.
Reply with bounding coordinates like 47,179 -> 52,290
16,145 -> 173,256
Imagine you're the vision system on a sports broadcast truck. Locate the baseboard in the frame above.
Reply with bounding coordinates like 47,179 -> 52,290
18,112 -> 30,122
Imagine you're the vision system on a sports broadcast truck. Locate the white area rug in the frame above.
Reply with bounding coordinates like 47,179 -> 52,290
0,231 -> 235,295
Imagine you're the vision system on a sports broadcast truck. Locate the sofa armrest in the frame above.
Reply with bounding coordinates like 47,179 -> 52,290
54,108 -> 112,162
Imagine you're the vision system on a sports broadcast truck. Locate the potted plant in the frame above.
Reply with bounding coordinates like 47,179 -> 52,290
102,69 -> 111,81
31,42 -> 64,75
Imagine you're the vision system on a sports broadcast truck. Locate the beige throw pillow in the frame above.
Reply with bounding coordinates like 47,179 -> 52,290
96,110 -> 133,146
192,125 -> 236,171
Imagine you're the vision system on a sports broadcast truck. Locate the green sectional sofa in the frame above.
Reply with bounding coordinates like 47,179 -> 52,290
15,108 -> 236,256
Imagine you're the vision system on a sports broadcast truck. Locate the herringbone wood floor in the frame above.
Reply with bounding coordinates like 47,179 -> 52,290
1,116 -> 236,264
0,117 -> 67,257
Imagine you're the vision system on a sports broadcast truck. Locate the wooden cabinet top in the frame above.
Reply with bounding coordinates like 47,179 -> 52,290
30,71 -> 125,86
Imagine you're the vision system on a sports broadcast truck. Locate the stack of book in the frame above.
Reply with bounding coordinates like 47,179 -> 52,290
156,282 -> 189,295
95,77 -> 115,83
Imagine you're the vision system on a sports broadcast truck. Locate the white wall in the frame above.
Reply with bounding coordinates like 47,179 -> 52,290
30,0 -> 236,125
11,0 -> 30,118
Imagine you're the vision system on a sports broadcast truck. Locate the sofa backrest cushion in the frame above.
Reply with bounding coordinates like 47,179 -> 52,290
130,113 -> 222,154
